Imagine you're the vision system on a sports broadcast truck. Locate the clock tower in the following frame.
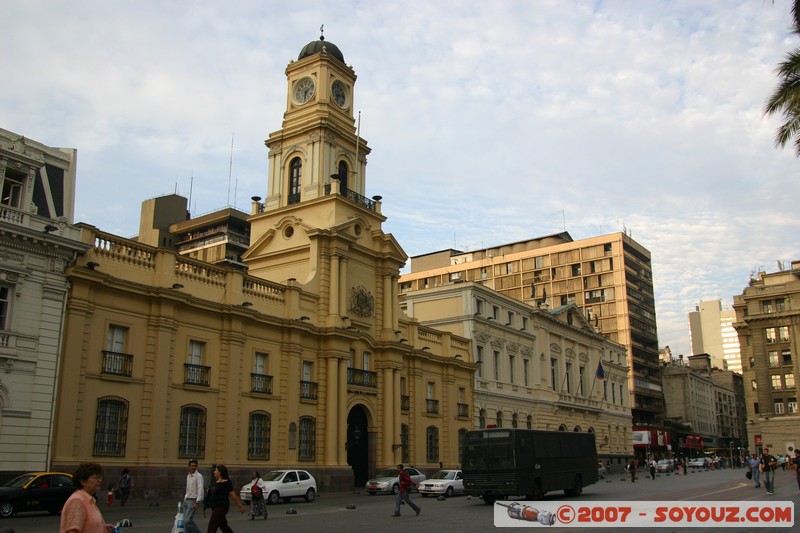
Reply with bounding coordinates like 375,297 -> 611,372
244,34 -> 407,334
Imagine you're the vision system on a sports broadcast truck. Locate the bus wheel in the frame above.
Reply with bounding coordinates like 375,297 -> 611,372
564,475 -> 582,496
483,495 -> 496,505
526,480 -> 544,500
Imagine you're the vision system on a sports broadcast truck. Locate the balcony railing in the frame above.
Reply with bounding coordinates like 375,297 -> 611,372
184,364 -> 210,386
347,368 -> 377,387
323,185 -> 377,212
251,373 -> 273,394
457,403 -> 470,418
300,380 -> 318,400
401,395 -> 410,412
426,399 -> 439,414
101,350 -> 134,377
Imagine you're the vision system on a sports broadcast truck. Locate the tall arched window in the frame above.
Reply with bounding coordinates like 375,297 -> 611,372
426,426 -> 439,462
338,161 -> 348,193
526,414 -> 533,429
458,428 -> 467,463
179,404 -> 206,459
495,411 -> 503,428
289,158 -> 302,204
299,416 -> 316,460
248,411 -> 271,460
401,424 -> 410,463
478,409 -> 486,429
93,396 -> 129,457
511,413 -> 518,428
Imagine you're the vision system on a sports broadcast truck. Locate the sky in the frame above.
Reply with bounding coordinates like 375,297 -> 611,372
2,0 -> 799,358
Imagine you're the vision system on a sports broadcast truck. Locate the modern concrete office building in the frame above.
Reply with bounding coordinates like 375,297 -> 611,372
0,129 -> 88,479
734,260 -> 800,458
401,282 -> 632,466
399,231 -> 663,426
50,35 -> 474,494
689,299 -> 742,373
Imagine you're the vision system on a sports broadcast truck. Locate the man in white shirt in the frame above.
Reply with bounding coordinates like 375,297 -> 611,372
183,459 -> 204,533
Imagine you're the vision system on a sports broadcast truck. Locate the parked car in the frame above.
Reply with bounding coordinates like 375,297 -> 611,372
239,470 -> 317,505
0,472 -> 74,518
365,467 -> 426,495
687,457 -> 708,468
418,469 -> 463,497
597,462 -> 607,479
655,459 -> 675,473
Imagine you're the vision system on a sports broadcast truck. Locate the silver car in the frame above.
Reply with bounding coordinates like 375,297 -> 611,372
365,467 -> 426,495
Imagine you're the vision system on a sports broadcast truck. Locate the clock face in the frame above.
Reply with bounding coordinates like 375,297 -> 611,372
331,80 -> 347,108
294,77 -> 315,105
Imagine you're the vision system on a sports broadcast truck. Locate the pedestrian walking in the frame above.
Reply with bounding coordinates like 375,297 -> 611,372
392,464 -> 421,517
627,460 -> 636,483
649,459 -> 656,480
747,454 -> 761,488
106,484 -> 114,507
760,448 -> 778,495
792,449 -> 800,491
182,459 -> 204,533
117,469 -> 132,507
60,462 -> 116,533
247,471 -> 267,520
206,464 -> 244,533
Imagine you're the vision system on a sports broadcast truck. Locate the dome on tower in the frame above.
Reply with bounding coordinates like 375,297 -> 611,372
298,35 -> 345,64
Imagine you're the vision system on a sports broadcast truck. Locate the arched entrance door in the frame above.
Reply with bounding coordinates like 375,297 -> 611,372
346,405 -> 369,487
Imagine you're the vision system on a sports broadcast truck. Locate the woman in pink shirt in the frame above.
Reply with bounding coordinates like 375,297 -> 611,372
60,463 -> 115,533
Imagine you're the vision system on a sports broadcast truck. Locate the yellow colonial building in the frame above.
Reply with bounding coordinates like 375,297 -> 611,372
51,34 -> 474,494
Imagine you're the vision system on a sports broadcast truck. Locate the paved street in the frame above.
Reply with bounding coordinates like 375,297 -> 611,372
2,466 -> 797,532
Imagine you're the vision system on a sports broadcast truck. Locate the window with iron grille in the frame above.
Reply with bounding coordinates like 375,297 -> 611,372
299,416 -> 316,460
93,396 -> 128,457
401,424 -> 409,463
248,411 -> 271,460
179,405 -> 206,459
426,426 -> 439,462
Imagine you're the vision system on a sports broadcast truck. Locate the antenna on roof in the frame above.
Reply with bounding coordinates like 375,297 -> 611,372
227,133 -> 234,207
188,172 -> 194,213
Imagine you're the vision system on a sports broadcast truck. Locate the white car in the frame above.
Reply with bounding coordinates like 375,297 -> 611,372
239,470 -> 317,505
418,469 -> 464,497
365,467 -> 426,495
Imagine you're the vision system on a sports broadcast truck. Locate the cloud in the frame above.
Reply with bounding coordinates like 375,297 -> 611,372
2,0 -> 799,357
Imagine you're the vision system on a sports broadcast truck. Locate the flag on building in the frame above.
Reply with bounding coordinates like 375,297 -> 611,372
596,360 -> 605,380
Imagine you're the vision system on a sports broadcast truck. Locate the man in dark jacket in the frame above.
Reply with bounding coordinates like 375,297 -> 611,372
392,464 -> 421,517
760,448 -> 778,495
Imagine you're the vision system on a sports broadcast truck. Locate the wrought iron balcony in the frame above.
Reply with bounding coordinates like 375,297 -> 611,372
457,402 -> 470,418
184,363 -> 210,386
347,368 -> 377,387
426,399 -> 439,414
323,185 -> 377,212
401,395 -> 410,412
251,373 -> 273,394
101,350 -> 134,377
300,380 -> 318,400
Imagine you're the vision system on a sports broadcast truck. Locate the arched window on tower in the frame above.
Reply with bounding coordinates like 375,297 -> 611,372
338,160 -> 348,194
289,158 -> 302,205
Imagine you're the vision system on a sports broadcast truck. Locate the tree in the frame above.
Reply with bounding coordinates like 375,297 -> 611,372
764,0 -> 800,156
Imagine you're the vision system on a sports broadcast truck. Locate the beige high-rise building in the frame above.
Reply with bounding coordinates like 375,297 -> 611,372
734,260 -> 800,457
399,231 -> 663,426
689,300 -> 742,373
51,34 -> 474,493
401,282 -> 632,466
0,129 -> 88,478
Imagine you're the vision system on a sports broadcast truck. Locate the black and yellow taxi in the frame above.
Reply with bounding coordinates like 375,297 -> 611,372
0,472 -> 74,518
